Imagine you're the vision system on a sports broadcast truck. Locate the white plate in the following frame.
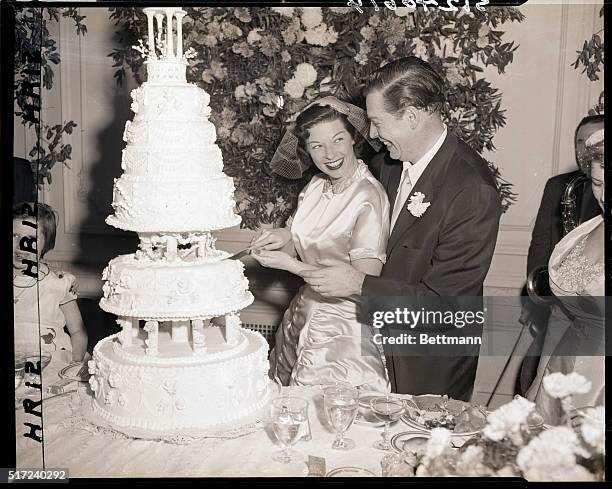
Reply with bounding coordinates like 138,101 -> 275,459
58,362 -> 89,382
326,466 -> 376,477
390,431 -> 430,453
401,395 -> 486,437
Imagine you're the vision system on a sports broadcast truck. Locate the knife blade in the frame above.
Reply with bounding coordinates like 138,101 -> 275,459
228,248 -> 252,260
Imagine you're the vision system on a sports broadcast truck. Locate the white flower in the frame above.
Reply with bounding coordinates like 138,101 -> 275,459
483,396 -> 535,444
517,426 -> 592,481
455,446 -> 493,476
301,7 -> 323,29
407,192 -> 431,218
360,26 -> 375,41
425,427 -> 452,458
580,406 -> 605,454
330,7 -> 350,14
88,376 -> 99,392
368,15 -> 380,27
284,78 -> 305,99
294,63 -> 317,87
413,38 -> 428,59
281,50 -> 291,63
543,372 -> 592,399
247,28 -> 263,45
271,7 -> 295,18
446,65 -> 465,87
87,360 -> 98,375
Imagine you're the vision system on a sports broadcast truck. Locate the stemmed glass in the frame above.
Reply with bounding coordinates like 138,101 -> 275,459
15,353 -> 26,391
370,395 -> 406,450
323,383 -> 359,450
270,396 -> 309,464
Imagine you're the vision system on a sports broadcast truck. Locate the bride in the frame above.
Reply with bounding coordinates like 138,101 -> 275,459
250,96 -> 390,393
525,128 -> 604,424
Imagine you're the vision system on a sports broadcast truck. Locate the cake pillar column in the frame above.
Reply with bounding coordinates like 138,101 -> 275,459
191,319 -> 206,354
175,11 -> 185,58
225,312 -> 241,345
165,9 -> 174,57
171,320 -> 189,343
155,13 -> 164,53
144,9 -> 155,55
117,317 -> 132,347
144,320 -> 159,355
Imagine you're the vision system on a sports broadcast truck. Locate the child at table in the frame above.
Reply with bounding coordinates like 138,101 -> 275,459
13,202 -> 88,362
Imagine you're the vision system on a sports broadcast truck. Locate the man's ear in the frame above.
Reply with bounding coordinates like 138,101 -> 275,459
401,106 -> 419,129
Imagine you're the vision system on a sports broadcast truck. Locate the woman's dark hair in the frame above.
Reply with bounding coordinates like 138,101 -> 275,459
294,104 -> 356,167
364,56 -> 445,118
13,202 -> 57,258
580,138 -> 604,174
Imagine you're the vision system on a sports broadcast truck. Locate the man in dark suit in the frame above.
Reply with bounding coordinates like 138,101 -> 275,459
303,57 -> 502,400
516,114 -> 602,395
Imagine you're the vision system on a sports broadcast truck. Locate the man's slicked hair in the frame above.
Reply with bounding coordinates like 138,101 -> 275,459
364,56 -> 446,118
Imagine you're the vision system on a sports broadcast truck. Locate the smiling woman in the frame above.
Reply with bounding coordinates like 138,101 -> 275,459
250,97 -> 391,391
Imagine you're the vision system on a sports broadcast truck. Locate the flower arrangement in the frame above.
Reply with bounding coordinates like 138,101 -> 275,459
108,6 -> 524,229
414,372 -> 605,480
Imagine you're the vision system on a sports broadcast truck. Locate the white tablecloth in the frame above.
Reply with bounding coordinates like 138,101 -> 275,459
15,354 -> 418,478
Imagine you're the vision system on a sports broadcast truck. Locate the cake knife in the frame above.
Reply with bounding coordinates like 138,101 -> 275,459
228,247 -> 252,260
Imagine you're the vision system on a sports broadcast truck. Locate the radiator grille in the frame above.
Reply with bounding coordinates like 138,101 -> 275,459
243,323 -> 276,347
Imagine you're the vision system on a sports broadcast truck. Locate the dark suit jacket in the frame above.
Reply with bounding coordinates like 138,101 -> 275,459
527,170 -> 600,274
363,132 -> 502,400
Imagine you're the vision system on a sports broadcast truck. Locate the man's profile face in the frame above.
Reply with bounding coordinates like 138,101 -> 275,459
575,121 -> 603,166
366,89 -> 413,162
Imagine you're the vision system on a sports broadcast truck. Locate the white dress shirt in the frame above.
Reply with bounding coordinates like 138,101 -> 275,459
390,124 -> 447,233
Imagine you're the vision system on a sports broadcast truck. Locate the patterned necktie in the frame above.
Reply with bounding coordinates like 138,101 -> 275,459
390,164 -> 412,233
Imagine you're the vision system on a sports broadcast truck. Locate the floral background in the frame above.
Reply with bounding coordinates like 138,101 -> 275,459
108,6 -> 525,229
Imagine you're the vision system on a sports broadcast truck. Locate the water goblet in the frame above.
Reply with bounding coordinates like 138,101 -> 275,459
323,383 -> 359,450
15,353 -> 27,391
370,395 -> 406,450
270,396 -> 309,464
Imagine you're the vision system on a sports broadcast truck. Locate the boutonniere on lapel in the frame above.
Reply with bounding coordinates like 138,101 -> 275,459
407,192 -> 431,218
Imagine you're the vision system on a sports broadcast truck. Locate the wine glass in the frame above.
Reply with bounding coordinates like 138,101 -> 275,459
15,353 -> 26,391
270,396 -> 308,464
370,395 -> 406,450
323,383 -> 359,450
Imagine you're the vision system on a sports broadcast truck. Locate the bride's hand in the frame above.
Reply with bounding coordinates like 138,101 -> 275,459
250,228 -> 291,251
251,250 -> 296,272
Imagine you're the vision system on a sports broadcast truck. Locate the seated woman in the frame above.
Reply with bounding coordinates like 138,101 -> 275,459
250,96 -> 390,393
525,128 -> 604,424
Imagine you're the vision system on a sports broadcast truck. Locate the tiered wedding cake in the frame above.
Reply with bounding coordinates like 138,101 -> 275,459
88,7 -> 272,437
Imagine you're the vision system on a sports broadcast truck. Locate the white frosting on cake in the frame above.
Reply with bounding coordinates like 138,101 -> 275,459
107,64 -> 240,234
96,9 -> 271,437
107,175 -> 241,233
100,254 -> 254,320
88,328 -> 272,432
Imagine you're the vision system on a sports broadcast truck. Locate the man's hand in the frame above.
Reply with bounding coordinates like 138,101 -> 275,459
301,264 -> 366,297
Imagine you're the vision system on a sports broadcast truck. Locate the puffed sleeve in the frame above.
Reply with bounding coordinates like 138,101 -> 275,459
348,187 -> 390,264
58,272 -> 78,305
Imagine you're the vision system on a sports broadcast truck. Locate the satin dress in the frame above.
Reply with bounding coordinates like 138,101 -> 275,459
269,161 -> 391,392
526,215 -> 604,424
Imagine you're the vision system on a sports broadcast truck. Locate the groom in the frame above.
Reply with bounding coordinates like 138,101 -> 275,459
302,57 -> 502,400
